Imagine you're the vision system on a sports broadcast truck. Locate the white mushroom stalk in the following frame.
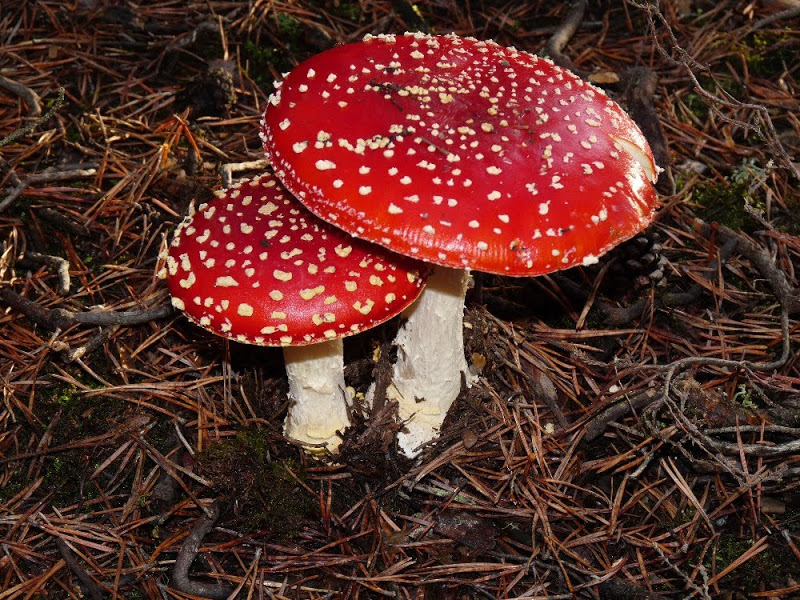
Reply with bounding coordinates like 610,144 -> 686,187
387,266 -> 474,456
160,174 -> 427,454
283,339 -> 350,449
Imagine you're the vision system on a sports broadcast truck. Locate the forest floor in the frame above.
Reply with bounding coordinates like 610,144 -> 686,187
1,1 -> 799,598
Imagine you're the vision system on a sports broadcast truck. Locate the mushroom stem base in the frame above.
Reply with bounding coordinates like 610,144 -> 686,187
283,339 -> 351,452
388,266 -> 474,457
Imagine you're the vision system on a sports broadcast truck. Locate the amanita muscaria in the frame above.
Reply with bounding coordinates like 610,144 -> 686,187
159,174 -> 427,451
261,32 -> 660,456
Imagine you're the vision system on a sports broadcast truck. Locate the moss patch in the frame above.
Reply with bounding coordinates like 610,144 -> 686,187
199,429 -> 317,536
710,534 -> 800,593
691,178 -> 760,232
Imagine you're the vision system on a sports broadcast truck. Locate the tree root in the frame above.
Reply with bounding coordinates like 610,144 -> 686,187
17,252 -> 71,295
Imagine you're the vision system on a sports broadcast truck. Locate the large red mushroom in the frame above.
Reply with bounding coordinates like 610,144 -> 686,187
261,33 -> 660,456
159,174 -> 427,451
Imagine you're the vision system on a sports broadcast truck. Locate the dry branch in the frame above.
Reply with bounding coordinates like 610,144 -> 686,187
545,0 -> 587,72
0,75 -> 42,117
0,287 -> 174,330
0,86 -> 64,146
171,500 -> 235,599
54,538 -> 106,600
0,163 -> 98,213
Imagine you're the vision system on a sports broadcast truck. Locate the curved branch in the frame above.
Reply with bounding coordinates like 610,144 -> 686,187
0,75 -> 42,117
171,500 -> 234,600
545,0 -> 587,72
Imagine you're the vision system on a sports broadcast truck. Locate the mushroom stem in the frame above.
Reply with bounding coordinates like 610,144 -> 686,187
282,339 -> 351,451
387,265 -> 475,457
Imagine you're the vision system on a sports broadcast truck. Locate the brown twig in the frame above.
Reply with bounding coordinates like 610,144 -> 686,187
556,234 -> 740,327
219,158 -> 271,189
0,86 -> 64,146
545,0 -> 587,73
751,6 -> 800,30
0,287 -> 174,330
584,389 -> 660,443
0,163 -> 98,213
171,499 -> 235,600
0,75 -> 42,117
624,0 -> 800,181
54,538 -> 106,600
18,252 -> 71,295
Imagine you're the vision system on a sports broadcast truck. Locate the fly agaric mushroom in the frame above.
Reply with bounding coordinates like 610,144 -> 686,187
159,173 -> 427,451
261,33 -> 660,456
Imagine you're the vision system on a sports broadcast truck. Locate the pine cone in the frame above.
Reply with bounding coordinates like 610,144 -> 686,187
606,231 -> 667,290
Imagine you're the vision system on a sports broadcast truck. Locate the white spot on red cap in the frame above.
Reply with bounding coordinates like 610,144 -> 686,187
215,276 -> 238,287
299,285 -> 325,300
353,300 -> 375,314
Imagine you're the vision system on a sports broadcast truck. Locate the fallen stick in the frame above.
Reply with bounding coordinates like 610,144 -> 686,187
0,287 -> 174,330
545,0 -> 587,72
0,74 -> 42,116
171,499 -> 234,600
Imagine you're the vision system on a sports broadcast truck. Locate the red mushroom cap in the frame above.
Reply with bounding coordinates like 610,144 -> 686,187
161,174 -> 427,346
261,32 -> 659,276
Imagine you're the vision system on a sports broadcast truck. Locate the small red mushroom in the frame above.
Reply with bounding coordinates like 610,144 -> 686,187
261,33 -> 660,456
159,173 -> 427,451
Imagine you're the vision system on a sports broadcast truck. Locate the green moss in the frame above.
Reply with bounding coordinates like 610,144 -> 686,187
683,75 -> 744,121
243,41 -> 291,88
736,32 -> 795,79
0,480 -> 26,504
54,384 -> 79,409
42,453 -> 98,506
691,178 -> 757,232
331,3 -> 362,22
199,429 -> 317,535
732,384 -> 757,409
707,534 -> 800,593
0,379 -> 131,507
683,91 -> 707,120
242,13 -> 303,87
276,13 -> 302,39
